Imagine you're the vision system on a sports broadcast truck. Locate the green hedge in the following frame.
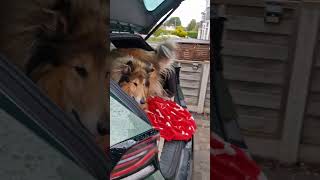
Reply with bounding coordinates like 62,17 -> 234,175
153,27 -> 198,39
171,26 -> 187,37
187,31 -> 198,38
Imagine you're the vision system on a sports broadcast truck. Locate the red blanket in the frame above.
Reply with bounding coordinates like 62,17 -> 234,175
211,133 -> 264,180
145,96 -> 197,141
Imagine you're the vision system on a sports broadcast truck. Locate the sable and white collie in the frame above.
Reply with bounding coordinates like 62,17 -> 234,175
110,41 -> 176,108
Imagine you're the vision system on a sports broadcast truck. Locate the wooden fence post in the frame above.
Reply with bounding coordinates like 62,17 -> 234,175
279,4 -> 320,163
197,62 -> 210,113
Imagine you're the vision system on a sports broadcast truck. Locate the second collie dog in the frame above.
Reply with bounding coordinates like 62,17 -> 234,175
110,41 -> 176,108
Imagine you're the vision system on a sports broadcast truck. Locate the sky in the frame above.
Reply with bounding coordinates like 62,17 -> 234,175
170,0 -> 207,27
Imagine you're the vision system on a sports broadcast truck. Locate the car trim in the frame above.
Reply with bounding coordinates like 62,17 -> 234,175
110,128 -> 158,163
112,148 -> 157,179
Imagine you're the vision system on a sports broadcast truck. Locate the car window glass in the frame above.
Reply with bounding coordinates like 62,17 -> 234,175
143,0 -> 165,11
0,103 -> 97,180
110,96 -> 152,146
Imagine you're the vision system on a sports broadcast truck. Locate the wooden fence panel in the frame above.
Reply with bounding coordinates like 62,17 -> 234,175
214,0 -> 320,164
204,78 -> 210,113
214,0 -> 298,162
176,60 -> 210,113
301,38 -> 320,148
219,2 -> 295,139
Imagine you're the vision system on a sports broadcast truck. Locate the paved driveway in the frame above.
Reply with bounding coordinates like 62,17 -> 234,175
192,113 -> 210,180
256,158 -> 320,180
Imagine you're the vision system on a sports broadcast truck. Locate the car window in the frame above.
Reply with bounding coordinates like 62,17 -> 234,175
110,96 -> 152,146
143,0 -> 165,11
0,95 -> 97,180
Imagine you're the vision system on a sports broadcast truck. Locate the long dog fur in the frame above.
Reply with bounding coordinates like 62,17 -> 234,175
0,0 -> 110,138
110,41 -> 176,99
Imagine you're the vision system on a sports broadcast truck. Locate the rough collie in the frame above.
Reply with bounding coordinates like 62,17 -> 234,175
0,0 -> 110,138
110,41 -> 176,108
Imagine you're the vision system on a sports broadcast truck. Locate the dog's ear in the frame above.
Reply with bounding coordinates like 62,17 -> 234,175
123,60 -> 134,74
40,1 -> 70,37
112,60 -> 132,75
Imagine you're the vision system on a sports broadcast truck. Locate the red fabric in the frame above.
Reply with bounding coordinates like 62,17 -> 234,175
146,96 -> 197,141
211,134 -> 262,180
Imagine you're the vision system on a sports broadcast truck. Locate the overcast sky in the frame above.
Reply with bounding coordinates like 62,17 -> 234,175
170,0 -> 207,27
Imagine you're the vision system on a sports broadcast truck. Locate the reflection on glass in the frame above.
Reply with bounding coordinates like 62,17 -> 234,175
110,96 -> 152,146
143,0 -> 165,11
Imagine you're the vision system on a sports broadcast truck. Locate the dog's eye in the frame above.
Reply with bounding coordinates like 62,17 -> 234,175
74,66 -> 88,78
133,82 -> 138,86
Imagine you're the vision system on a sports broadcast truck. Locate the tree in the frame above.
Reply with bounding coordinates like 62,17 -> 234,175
195,22 -> 200,31
186,19 -> 197,31
172,26 -> 187,37
164,17 -> 181,27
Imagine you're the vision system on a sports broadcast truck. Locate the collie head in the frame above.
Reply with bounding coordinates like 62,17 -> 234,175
111,56 -> 154,109
0,0 -> 110,137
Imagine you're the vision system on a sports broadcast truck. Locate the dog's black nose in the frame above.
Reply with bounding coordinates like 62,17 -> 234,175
140,99 -> 146,104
